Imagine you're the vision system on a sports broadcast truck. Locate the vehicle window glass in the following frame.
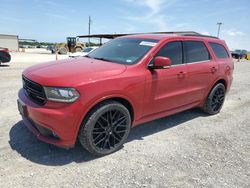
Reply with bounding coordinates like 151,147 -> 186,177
209,42 -> 229,58
88,38 -> 159,65
155,41 -> 183,65
185,41 -> 210,63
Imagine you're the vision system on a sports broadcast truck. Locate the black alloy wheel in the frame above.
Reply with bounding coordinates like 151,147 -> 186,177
79,101 -> 131,156
92,109 -> 129,150
211,87 -> 225,112
203,83 -> 226,115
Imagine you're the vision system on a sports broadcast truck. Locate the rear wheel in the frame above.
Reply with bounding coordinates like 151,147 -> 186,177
75,47 -> 82,52
203,83 -> 225,115
79,101 -> 131,156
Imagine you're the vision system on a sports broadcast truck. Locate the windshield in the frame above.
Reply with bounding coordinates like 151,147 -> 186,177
83,47 -> 93,53
87,38 -> 158,65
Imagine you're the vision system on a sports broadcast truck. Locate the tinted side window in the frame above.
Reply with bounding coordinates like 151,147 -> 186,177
155,41 -> 183,65
185,41 -> 210,63
209,42 -> 229,58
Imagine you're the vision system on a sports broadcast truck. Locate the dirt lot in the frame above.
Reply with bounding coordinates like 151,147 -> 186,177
0,52 -> 249,187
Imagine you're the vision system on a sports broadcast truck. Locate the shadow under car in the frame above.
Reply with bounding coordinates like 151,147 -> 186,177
9,108 -> 206,166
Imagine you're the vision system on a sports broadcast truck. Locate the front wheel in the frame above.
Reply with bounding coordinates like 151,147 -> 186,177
58,47 -> 68,54
203,83 -> 226,115
78,101 -> 131,156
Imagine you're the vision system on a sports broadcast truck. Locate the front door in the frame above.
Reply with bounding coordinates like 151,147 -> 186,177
143,41 -> 190,116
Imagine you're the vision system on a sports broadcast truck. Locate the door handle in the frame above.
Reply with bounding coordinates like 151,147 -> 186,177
177,71 -> 186,79
211,67 -> 217,73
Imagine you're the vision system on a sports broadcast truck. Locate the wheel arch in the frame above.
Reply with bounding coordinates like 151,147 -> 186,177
109,97 -> 134,122
202,78 -> 227,115
77,96 -> 134,155
79,95 -> 135,128
201,78 -> 228,107
214,78 -> 227,91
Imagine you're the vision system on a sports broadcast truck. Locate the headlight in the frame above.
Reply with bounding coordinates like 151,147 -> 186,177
44,87 -> 80,103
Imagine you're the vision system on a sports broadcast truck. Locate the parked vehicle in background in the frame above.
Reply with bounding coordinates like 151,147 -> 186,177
18,33 -> 233,156
47,45 -> 56,54
56,37 -> 85,54
231,49 -> 247,59
69,46 -> 98,58
246,52 -> 250,60
0,47 -> 11,64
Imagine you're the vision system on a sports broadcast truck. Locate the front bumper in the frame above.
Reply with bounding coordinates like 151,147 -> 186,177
18,89 -> 83,148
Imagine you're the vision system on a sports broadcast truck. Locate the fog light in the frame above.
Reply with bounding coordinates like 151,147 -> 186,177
52,131 -> 59,139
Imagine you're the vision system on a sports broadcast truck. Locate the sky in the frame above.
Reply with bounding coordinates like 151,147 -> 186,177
0,0 -> 250,50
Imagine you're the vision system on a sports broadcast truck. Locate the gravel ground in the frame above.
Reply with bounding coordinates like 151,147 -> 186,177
0,52 -> 249,187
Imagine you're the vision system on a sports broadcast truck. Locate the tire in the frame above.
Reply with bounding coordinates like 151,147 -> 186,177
203,83 -> 226,115
58,47 -> 68,54
78,101 -> 131,156
75,47 -> 82,52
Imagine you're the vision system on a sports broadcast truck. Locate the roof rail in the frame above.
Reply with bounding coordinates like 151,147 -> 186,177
77,31 -> 218,40
77,31 -> 201,39
145,31 -> 200,35
181,34 -> 219,39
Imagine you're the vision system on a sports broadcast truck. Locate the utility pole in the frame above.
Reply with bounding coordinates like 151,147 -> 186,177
217,22 -> 223,38
88,16 -> 92,45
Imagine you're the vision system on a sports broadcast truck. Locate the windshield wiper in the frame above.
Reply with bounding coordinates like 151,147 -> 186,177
92,57 -> 110,62
84,55 -> 108,61
85,56 -> 119,64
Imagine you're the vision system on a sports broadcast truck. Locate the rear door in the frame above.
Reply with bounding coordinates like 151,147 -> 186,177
184,40 -> 215,103
208,42 -> 233,89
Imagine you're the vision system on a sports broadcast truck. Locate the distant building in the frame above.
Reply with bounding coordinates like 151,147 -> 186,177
19,39 -> 37,43
0,34 -> 19,51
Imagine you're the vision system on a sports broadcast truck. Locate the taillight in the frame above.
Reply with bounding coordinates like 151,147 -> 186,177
1,48 -> 9,53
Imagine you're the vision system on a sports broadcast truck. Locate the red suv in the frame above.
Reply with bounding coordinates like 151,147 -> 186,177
18,34 -> 233,155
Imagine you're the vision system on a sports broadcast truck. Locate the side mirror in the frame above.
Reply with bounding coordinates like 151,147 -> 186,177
149,56 -> 171,69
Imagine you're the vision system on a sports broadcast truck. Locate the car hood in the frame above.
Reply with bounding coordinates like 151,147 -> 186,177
23,57 -> 127,87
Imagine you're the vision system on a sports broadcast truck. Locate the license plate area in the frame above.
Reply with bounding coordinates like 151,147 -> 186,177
17,99 -> 28,117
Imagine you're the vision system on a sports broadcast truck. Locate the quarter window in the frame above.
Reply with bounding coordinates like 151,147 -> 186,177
209,42 -> 229,58
185,41 -> 210,63
155,41 -> 183,65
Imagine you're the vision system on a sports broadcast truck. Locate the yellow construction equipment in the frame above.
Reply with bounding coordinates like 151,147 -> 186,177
56,37 -> 85,54
246,53 -> 250,60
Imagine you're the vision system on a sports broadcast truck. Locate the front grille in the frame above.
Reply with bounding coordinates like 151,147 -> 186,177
22,76 -> 46,105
